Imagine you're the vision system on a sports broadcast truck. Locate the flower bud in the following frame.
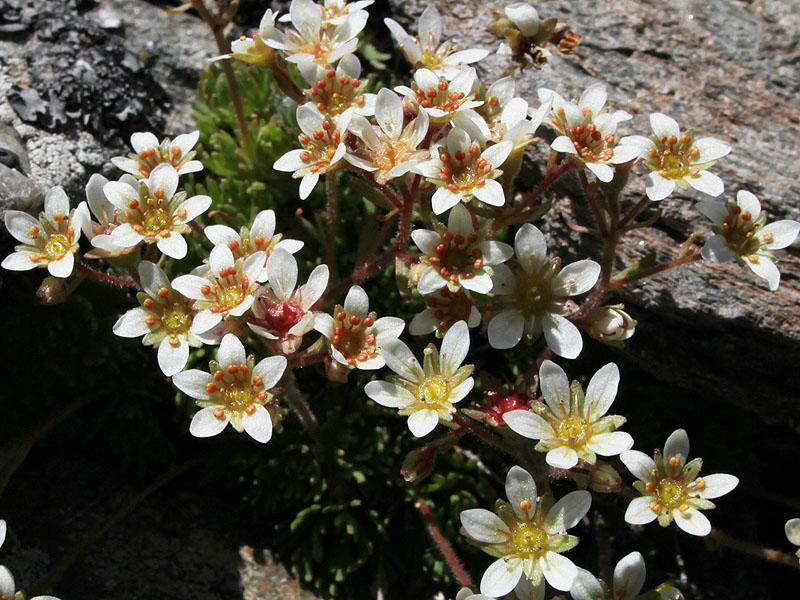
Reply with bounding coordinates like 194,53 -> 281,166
401,446 -> 437,483
324,356 -> 350,383
587,304 -> 636,343
407,262 -> 427,289
588,460 -> 622,493
37,274 -> 82,304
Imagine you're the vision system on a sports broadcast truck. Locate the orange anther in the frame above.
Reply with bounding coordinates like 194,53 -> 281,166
206,382 -> 217,393
154,188 -> 165,199
213,407 -> 226,419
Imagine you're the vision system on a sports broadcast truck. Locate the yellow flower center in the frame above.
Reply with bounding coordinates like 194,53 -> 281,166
656,478 -> 686,510
420,376 -> 448,405
143,207 -> 169,234
557,418 -> 588,446
44,233 -> 70,260
220,385 -> 253,412
511,523 -> 547,558
218,287 -> 244,309
162,307 -> 192,334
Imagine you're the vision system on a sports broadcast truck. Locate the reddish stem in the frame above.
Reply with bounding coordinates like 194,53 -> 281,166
75,262 -> 138,288
415,498 -> 474,589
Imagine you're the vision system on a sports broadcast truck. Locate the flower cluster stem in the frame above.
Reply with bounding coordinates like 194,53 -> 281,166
415,497 -> 474,589
190,0 -> 252,157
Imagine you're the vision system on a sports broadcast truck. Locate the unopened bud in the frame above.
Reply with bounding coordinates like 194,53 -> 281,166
401,446 -> 438,483
37,274 -> 82,304
587,304 -> 636,343
588,460 -> 622,493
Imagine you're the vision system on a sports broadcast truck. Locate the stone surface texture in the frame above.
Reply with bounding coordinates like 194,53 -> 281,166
0,0 -> 217,208
387,0 -> 800,425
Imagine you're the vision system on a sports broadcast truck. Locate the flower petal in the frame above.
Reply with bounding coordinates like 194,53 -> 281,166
480,557 -> 523,598
189,406 -> 230,438
242,404 -> 273,443
157,337 -> 189,377
663,428 -> 690,468
542,313 -> 583,359
460,508 -> 511,543
688,170 -> 724,197
407,409 -> 439,437
173,369 -> 214,400
585,362 -> 620,419
620,450 -> 656,482
546,445 -> 579,469
613,552 -> 646,600
540,551 -> 578,591
505,466 -> 537,520
539,359 -> 570,417
440,320 -> 470,376
586,431 -> 633,457
673,507 -> 711,536
624,496 -> 658,525
697,473 -> 739,499
487,309 -> 524,349
504,409 -> 553,441
364,380 -> 415,408
218,333 -> 246,367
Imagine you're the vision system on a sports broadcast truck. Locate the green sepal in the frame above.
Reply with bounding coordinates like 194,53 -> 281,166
548,533 -> 579,553
683,457 -> 703,481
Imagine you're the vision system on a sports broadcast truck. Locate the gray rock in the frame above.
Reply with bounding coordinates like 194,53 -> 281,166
0,162 -> 44,214
0,0 -> 217,202
386,0 -> 800,424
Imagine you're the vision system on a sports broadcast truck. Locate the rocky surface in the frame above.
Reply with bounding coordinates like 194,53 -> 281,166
387,0 -> 800,425
0,0 -> 217,209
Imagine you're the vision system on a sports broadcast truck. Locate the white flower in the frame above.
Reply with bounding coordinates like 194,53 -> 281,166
395,68 -> 483,126
2,186 -> 86,278
299,53 -> 376,117
504,361 -> 633,470
0,519 -> 5,549
409,287 -> 481,338
586,304 -> 636,343
697,190 -> 800,291
247,248 -> 329,354
227,9 -> 278,67
540,83 -> 638,182
79,173 -> 140,259
570,551 -> 647,600
620,429 -> 739,536
204,209 -> 304,282
171,245 -> 265,335
460,466 -> 591,598
384,6 -> 488,79
504,3 -> 541,37
273,105 -> 353,199
173,334 -> 286,443
488,224 -> 600,358
412,203 -> 513,295
318,0 -> 373,26
265,0 -> 367,65
785,519 -> 800,547
102,163 -> 211,259
414,128 -> 513,214
364,320 -> 474,437
112,261 -> 206,376
620,113 -> 730,200
346,88 -> 429,184
314,285 -> 404,370
111,130 -> 203,179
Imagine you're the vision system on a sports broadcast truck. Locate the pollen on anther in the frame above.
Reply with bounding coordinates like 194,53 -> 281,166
214,370 -> 224,380
669,456 -> 681,467
245,403 -> 256,415
227,365 -> 239,374
201,284 -> 212,295
213,407 -> 226,419
519,499 -> 532,512
206,382 -> 217,393
154,188 -> 165,199
29,225 -> 39,236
